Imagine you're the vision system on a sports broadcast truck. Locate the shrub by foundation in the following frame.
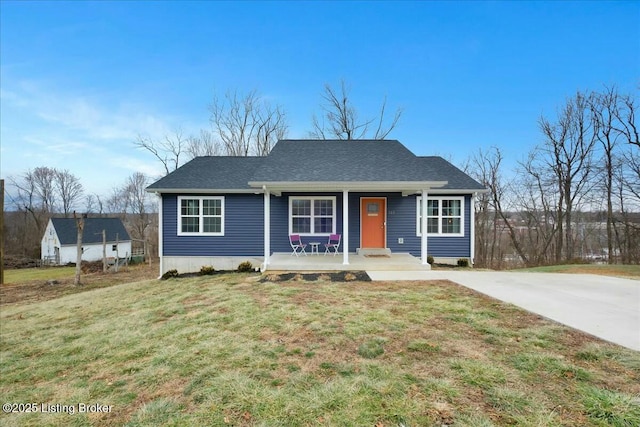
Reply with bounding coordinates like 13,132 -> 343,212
237,261 -> 253,272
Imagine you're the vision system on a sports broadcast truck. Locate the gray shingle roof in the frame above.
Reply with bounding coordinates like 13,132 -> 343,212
51,217 -> 131,245
250,140 -> 484,189
146,140 -> 485,191
146,157 -> 264,191
417,156 -> 486,190
251,140 -> 423,182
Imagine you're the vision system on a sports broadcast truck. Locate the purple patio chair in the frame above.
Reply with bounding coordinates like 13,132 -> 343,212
324,234 -> 341,256
289,234 -> 307,256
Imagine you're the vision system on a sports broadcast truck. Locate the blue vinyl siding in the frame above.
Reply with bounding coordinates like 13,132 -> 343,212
397,194 -> 472,258
163,194 -> 263,256
163,192 -> 471,258
270,192 -> 343,253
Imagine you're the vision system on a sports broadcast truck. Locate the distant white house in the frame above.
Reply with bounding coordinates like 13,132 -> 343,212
41,217 -> 132,265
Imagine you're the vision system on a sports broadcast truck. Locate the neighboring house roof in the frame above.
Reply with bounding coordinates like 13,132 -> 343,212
51,218 -> 131,245
147,156 -> 265,192
146,139 -> 485,192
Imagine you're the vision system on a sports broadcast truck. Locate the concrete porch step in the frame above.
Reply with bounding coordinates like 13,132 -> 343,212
266,252 -> 430,272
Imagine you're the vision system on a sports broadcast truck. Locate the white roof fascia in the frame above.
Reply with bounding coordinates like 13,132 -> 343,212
402,189 -> 489,196
146,188 -> 260,194
426,188 -> 490,195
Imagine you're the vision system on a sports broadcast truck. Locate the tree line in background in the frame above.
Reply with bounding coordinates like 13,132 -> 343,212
2,82 -> 638,267
4,168 -> 157,264
468,86 -> 639,267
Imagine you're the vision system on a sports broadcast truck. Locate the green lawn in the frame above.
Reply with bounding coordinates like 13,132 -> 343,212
1,274 -> 639,426
3,266 -> 77,283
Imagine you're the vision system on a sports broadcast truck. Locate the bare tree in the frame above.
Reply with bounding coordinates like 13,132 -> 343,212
614,92 -> 640,201
7,167 -> 59,257
466,147 -> 506,268
615,92 -> 640,263
186,129 -> 223,158
538,91 -> 597,261
120,172 -> 154,245
29,167 -> 58,213
516,154 -> 562,265
55,169 -> 84,216
623,147 -> 640,201
134,130 -> 187,176
468,147 -> 535,267
310,80 -> 402,140
84,193 -> 105,215
136,90 -> 287,171
102,187 -> 124,216
590,87 -> 626,263
614,92 -> 639,148
209,89 -> 288,156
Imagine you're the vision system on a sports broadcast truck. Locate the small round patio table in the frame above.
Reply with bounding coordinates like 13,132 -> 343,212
309,242 -> 321,255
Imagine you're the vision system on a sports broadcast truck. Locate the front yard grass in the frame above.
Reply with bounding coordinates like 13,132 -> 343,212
1,273 -> 639,426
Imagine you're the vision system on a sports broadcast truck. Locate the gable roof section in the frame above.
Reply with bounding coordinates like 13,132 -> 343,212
51,217 -> 131,245
250,140 -> 436,182
249,140 -> 485,191
145,140 -> 486,193
146,156 -> 264,192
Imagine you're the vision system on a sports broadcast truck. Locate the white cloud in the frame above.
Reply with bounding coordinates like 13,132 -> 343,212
5,81 -> 176,141
0,79 -> 196,195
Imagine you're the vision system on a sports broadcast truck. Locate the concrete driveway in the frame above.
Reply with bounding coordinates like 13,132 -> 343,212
367,270 -> 640,351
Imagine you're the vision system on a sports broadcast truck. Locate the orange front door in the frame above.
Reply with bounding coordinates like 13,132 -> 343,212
361,198 -> 386,248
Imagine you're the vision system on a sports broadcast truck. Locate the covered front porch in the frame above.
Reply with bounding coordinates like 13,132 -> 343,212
259,184 -> 449,272
266,251 -> 431,271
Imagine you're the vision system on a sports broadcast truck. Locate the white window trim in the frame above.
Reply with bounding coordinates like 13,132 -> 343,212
289,196 -> 337,236
177,196 -> 225,236
416,196 -> 464,237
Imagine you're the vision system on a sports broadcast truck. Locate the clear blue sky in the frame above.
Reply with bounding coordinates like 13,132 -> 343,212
1,1 -> 638,197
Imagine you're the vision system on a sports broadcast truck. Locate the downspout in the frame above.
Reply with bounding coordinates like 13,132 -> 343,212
157,193 -> 163,279
263,186 -> 270,272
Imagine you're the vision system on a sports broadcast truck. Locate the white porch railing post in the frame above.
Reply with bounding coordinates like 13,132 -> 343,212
343,190 -> 349,265
421,189 -> 429,265
263,187 -> 270,270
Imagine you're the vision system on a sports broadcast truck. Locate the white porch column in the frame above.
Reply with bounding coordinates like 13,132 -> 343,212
421,189 -> 429,265
342,190 -> 349,265
263,187 -> 270,271
470,193 -> 476,266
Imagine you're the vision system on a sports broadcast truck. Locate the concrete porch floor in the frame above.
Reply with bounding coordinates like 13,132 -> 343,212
266,252 -> 431,271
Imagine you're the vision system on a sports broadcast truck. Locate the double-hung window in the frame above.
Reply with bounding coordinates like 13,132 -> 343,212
290,197 -> 336,235
417,196 -> 464,236
178,196 -> 224,235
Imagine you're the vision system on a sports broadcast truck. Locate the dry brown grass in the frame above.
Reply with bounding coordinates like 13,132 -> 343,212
1,263 -> 157,306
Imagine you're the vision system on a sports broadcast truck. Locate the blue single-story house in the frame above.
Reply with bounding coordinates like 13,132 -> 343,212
146,139 -> 486,274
